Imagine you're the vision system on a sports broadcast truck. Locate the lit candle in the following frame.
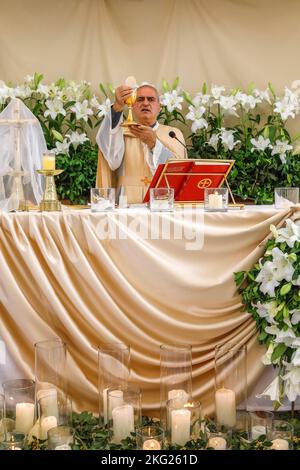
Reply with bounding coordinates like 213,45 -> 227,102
112,404 -> 134,443
9,444 -> 22,450
251,425 -> 266,440
15,402 -> 35,434
40,415 -> 58,440
171,408 -> 191,446
55,444 -> 72,450
108,390 -> 124,420
208,191 -> 223,209
271,438 -> 289,450
143,439 -> 161,450
215,387 -> 236,428
37,388 -> 58,419
208,436 -> 227,450
42,153 -> 56,170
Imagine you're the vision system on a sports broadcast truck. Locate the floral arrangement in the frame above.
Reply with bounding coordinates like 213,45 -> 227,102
235,217 -> 300,409
1,73 -> 300,203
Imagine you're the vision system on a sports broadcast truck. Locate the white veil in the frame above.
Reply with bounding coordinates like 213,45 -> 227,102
0,98 -> 46,211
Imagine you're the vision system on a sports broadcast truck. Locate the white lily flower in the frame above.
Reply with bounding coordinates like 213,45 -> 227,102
292,276 -> 300,286
219,95 -> 238,116
274,328 -> 296,347
250,136 -> 271,152
71,100 -> 94,121
282,362 -> 300,401
236,92 -> 260,111
291,309 -> 300,325
65,131 -> 89,149
186,105 -> 205,121
274,101 -> 296,120
271,247 -> 295,282
97,98 -> 112,118
291,349 -> 300,366
253,88 -> 271,104
191,119 -> 208,133
257,375 -> 280,402
292,338 -> 300,348
160,90 -> 183,113
211,85 -> 225,100
255,261 -> 279,297
44,98 -> 66,120
220,128 -> 240,151
265,325 -> 280,336
24,74 -> 34,83
270,224 -> 278,238
14,85 -> 32,99
54,139 -> 70,155
90,95 -> 100,109
255,300 -> 279,324
275,219 -> 300,248
192,93 -> 211,107
262,343 -> 280,365
207,134 -> 219,151
271,139 -> 292,164
37,83 -> 50,98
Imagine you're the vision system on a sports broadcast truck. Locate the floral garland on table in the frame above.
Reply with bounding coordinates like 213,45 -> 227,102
235,217 -> 300,409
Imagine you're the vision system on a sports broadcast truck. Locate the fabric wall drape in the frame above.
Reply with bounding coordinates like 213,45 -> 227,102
0,208 -> 292,415
0,0 -> 299,93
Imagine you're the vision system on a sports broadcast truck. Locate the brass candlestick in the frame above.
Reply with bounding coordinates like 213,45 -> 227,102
36,169 -> 64,211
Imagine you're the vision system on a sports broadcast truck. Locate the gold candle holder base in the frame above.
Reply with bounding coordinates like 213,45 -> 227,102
37,169 -> 64,212
120,121 -> 138,128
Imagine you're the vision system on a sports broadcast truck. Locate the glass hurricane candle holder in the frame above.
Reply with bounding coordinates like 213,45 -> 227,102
204,188 -> 228,212
136,425 -> 165,450
160,344 -> 192,426
249,410 -> 274,441
91,188 -> 115,212
207,429 -> 232,450
98,343 -> 130,425
150,188 -> 174,212
0,431 -> 25,450
274,187 -> 299,209
47,425 -> 75,450
214,343 -> 247,429
108,386 -> 141,444
166,399 -> 201,446
35,338 -> 68,427
2,379 -> 35,435
268,420 -> 293,450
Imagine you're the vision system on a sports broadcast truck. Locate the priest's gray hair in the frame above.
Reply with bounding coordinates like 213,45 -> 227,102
137,82 -> 160,100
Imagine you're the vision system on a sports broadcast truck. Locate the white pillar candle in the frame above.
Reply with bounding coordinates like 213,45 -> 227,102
143,439 -> 161,450
40,416 -> 58,440
37,388 -> 58,419
108,390 -> 124,420
215,387 -> 236,427
208,436 -> 227,450
55,444 -> 71,450
42,154 -> 55,170
15,402 -> 35,434
112,404 -> 134,443
171,408 -> 191,446
271,438 -> 289,450
208,192 -> 223,209
251,425 -> 266,440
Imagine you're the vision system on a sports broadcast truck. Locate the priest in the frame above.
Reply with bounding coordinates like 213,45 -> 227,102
96,82 -> 187,203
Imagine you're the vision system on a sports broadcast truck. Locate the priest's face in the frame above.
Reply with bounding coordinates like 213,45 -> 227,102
133,86 -> 161,126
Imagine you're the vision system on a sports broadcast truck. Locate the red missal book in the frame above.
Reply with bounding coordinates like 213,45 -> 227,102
143,159 -> 235,203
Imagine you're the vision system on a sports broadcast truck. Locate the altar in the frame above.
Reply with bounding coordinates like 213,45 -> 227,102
0,205 -> 295,416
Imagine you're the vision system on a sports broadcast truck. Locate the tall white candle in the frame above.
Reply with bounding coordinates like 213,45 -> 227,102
215,388 -> 236,427
208,436 -> 227,450
112,404 -> 134,443
15,402 -> 35,434
37,388 -> 58,419
171,408 -> 191,446
108,390 -> 124,420
271,438 -> 289,450
40,416 -> 58,440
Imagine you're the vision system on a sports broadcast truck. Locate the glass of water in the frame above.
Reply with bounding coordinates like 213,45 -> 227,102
91,188 -> 115,212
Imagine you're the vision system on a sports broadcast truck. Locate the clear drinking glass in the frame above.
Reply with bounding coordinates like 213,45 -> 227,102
249,410 -> 273,441
150,188 -> 174,212
204,188 -> 228,212
207,429 -> 232,450
274,187 -> 299,209
91,188 -> 115,211
136,425 -> 165,450
0,431 -> 25,450
2,379 -> 35,435
108,386 -> 141,444
160,344 -> 192,426
268,420 -> 293,450
98,343 -> 130,425
214,343 -> 247,429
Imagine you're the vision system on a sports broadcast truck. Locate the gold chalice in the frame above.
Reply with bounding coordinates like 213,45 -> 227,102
121,76 -> 138,127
